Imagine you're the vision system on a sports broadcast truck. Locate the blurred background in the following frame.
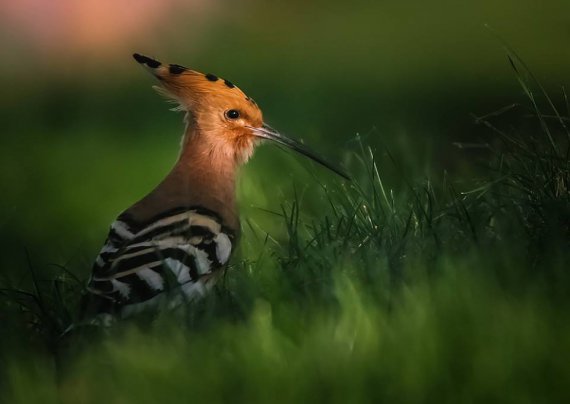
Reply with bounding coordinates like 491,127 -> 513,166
1,0 -> 569,277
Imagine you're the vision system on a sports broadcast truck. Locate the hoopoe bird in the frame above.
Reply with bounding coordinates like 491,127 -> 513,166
84,53 -> 348,320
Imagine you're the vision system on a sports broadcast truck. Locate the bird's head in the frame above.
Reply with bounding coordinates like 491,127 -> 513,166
134,53 -> 349,179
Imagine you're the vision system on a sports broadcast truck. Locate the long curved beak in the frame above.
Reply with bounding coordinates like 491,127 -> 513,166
248,124 -> 351,180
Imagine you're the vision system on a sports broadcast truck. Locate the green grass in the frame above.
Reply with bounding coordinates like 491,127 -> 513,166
1,56 -> 569,403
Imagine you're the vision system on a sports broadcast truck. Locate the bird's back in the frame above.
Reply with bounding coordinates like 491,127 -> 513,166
86,205 -> 235,318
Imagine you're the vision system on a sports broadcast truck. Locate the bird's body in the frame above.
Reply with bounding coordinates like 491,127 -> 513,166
84,54 -> 348,319
87,205 -> 234,317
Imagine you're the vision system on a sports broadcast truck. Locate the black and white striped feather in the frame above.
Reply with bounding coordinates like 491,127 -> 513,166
87,206 -> 234,317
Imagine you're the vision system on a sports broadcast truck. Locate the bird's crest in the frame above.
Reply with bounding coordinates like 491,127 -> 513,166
133,53 -> 260,118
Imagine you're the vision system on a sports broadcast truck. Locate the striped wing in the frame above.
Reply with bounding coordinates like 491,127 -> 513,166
87,207 -> 234,316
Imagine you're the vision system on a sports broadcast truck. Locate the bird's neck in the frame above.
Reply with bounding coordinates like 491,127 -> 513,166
128,122 -> 240,232
173,124 -> 240,229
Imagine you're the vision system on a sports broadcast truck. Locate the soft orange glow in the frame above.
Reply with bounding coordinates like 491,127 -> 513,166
1,0 -> 216,60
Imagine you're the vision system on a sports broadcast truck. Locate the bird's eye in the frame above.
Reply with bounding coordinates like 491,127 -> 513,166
225,109 -> 240,120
